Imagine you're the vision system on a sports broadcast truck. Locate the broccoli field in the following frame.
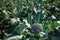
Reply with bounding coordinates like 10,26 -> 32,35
0,0 -> 60,40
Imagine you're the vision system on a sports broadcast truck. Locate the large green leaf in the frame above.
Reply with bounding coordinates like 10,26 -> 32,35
15,23 -> 27,34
